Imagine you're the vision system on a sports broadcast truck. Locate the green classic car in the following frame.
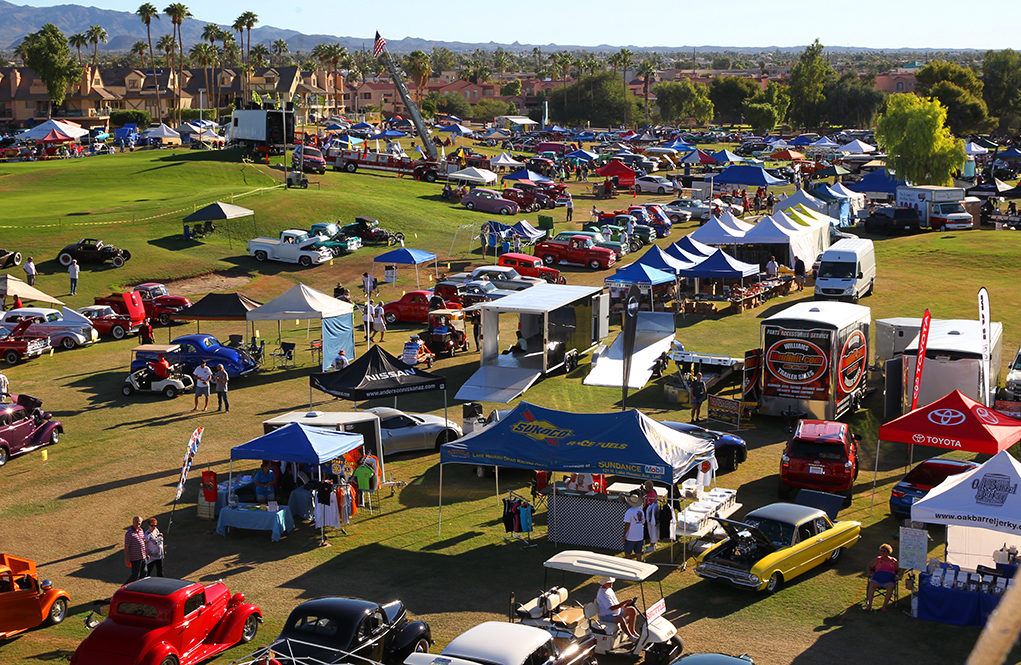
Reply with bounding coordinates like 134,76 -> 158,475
583,218 -> 653,250
309,222 -> 363,255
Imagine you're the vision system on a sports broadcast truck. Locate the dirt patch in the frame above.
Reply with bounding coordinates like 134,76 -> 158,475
160,270 -> 252,295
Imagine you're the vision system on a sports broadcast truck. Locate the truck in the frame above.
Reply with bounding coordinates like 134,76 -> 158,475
227,108 -> 295,154
331,148 -> 441,182
534,235 -> 618,270
895,185 -> 974,231
247,230 -> 333,266
0,553 -> 70,639
309,222 -> 363,255
0,319 -> 51,366
757,300 -> 871,420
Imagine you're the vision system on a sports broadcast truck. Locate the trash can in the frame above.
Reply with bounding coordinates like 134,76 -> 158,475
538,215 -> 554,230
462,402 -> 484,434
384,264 -> 397,284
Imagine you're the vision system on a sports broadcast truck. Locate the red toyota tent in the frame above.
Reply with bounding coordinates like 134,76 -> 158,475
869,390 -> 1021,513
596,160 -> 636,186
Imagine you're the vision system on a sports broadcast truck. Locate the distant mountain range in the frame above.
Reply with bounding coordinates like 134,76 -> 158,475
0,0 -> 977,55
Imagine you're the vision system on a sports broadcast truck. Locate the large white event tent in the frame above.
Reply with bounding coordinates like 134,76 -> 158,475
688,216 -> 746,245
773,189 -> 826,215
830,182 -> 867,215
740,214 -> 817,267
247,283 -> 354,371
841,139 -> 876,154
717,209 -> 755,233
17,119 -> 89,141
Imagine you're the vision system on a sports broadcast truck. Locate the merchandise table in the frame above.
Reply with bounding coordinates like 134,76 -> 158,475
288,487 -> 315,521
216,504 -> 294,542
918,571 -> 1003,626
204,475 -> 256,517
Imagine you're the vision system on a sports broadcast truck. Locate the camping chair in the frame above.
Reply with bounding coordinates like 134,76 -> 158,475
271,342 -> 296,369
227,334 -> 244,348
530,471 -> 549,509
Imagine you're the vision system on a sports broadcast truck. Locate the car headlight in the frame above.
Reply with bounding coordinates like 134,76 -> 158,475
749,575 -> 759,584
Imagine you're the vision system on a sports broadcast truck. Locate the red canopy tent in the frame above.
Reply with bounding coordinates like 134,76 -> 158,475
40,129 -> 74,143
869,390 -> 1021,513
770,149 -> 806,161
596,160 -> 636,187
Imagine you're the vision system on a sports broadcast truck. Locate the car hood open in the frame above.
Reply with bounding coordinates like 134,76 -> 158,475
713,517 -> 774,552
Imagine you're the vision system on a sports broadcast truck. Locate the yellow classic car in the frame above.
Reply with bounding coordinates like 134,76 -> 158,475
694,503 -> 861,592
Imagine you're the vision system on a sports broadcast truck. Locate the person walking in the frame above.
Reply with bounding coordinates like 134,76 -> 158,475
766,256 -> 778,279
192,359 -> 212,411
0,368 -> 9,402
124,515 -> 148,584
138,318 -> 154,345
566,197 -> 574,222
471,310 -> 481,351
144,518 -> 165,577
793,257 -> 806,291
213,363 -> 229,412
371,301 -> 386,343
68,260 -> 80,295
23,257 -> 36,286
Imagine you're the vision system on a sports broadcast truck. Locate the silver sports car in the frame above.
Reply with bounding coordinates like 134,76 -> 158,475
366,407 -> 462,454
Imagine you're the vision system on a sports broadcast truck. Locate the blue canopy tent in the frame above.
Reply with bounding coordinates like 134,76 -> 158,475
663,139 -> 693,150
351,122 -> 375,130
811,137 -> 839,149
844,169 -> 905,197
565,149 -> 599,161
713,165 -> 787,187
665,242 -> 708,265
502,168 -> 553,184
325,123 -> 348,131
633,244 -> 693,274
1000,148 -> 1021,160
711,149 -> 743,163
676,248 -> 759,279
789,135 -> 814,146
672,235 -> 715,257
574,131 -> 596,141
373,247 -> 437,289
605,263 -> 674,310
547,125 -> 569,133
370,129 -> 407,139
437,401 -> 716,536
440,123 -> 474,135
510,220 -> 546,243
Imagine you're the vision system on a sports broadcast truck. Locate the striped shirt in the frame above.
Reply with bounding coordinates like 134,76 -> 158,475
125,527 -> 146,561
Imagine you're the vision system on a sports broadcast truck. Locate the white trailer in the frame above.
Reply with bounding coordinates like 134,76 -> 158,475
900,319 -> 1003,408
263,410 -> 385,483
227,109 -> 295,151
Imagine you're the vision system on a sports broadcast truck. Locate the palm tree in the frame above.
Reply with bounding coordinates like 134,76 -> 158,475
200,23 -> 220,112
68,33 -> 88,66
231,16 -> 246,100
190,43 -> 214,113
167,4 -> 192,124
492,48 -> 512,82
638,59 -> 656,120
157,33 -> 176,90
136,3 -> 162,120
250,43 -> 270,68
618,48 -> 634,127
86,25 -> 107,70
273,39 -> 289,66
318,44 -> 346,116
241,11 -> 259,102
404,50 -> 431,106
531,47 -> 542,77
131,40 -> 149,67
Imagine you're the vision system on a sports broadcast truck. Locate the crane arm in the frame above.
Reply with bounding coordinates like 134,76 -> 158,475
377,49 -> 439,162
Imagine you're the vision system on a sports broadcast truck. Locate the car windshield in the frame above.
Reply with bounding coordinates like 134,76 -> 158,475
304,148 -> 323,159
818,261 -> 856,280
790,439 -> 847,461
287,614 -> 341,638
743,517 -> 795,549
903,462 -> 972,486
200,337 -> 217,348
1014,355 -> 1021,370
938,202 -> 966,214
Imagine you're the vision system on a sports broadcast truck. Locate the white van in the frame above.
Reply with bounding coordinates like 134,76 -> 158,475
814,237 -> 876,303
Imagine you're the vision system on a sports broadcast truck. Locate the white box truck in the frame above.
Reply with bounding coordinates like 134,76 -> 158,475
814,237 -> 876,303
895,185 -> 973,231
227,108 -> 295,153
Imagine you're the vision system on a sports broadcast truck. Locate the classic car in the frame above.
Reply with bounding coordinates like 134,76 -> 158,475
622,206 -> 671,237
446,266 -> 544,292
659,421 -> 748,472
0,553 -> 69,639
0,394 -> 63,467
76,305 -> 138,339
0,307 -> 99,350
695,503 -> 861,593
310,222 -> 364,255
497,253 -> 566,284
129,334 -> 259,378
132,283 -> 194,325
501,187 -> 555,212
582,223 -> 641,253
432,281 -> 469,306
247,596 -> 431,664
405,621 -> 596,665
383,291 -> 461,325
366,407 -> 462,453
890,457 -> 979,519
70,577 -> 261,665
461,188 -> 520,215
663,199 -> 713,222
0,319 -> 51,366
594,213 -> 657,243
57,238 -> 131,267
341,216 -> 405,246
461,280 -> 516,305
0,248 -> 22,268
534,236 -> 617,270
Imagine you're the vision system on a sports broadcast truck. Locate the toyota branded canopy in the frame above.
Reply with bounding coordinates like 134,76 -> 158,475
878,390 -> 1021,456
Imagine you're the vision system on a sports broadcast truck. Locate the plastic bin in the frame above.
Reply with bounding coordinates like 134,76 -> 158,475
538,215 -> 555,230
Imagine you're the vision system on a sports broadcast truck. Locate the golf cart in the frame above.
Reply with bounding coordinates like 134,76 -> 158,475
512,550 -> 682,664
123,343 -> 195,398
286,170 -> 309,189
423,309 -> 470,357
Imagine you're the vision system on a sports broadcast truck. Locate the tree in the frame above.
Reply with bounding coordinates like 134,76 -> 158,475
618,48 -> 633,126
21,24 -> 81,116
916,60 -> 983,98
86,25 -> 107,70
131,40 -> 148,67
68,33 -> 87,66
544,71 -> 641,127
743,102 -> 781,133
431,47 -> 455,76
711,56 -> 731,70
404,50 -> 431,105
157,33 -> 176,70
875,93 -> 967,186
165,4 -> 192,125
982,49 -> 1021,130
136,4 -> 162,119
638,59 -> 656,120
202,24 -> 224,113
491,47 -> 512,82
273,39 -> 289,66
250,43 -> 269,68
708,76 -> 759,125
789,39 -> 835,128
928,80 -> 991,135
426,91 -> 471,118
500,79 -> 521,96
473,98 -> 513,123
823,73 -> 886,128
189,42 -> 215,108
652,79 -> 713,125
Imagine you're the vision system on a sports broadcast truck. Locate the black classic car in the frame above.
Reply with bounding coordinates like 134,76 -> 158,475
57,239 -> 132,268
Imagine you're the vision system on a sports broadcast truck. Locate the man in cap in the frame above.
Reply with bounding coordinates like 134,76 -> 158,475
596,577 -> 640,639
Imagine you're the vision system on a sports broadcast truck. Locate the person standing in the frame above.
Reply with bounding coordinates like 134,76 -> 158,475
124,515 -> 148,584
471,310 -> 482,351
363,300 -> 373,341
766,256 -> 778,279
23,257 -> 36,286
690,372 -> 707,423
566,197 -> 574,222
192,359 -> 212,412
371,301 -> 386,343
0,368 -> 9,402
68,260 -> 80,295
144,518 -> 165,577
213,363 -> 229,413
622,494 -> 646,561
793,257 -> 806,291
138,318 -> 154,345
362,272 -> 376,296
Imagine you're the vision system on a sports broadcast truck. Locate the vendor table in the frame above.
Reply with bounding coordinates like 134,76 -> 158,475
548,492 -> 629,550
918,568 -> 1004,627
288,487 -> 315,521
199,475 -> 256,518
606,482 -> 667,498
216,504 -> 294,542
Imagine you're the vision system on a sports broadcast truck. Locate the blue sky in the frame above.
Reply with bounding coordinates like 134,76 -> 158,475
21,0 -> 1017,50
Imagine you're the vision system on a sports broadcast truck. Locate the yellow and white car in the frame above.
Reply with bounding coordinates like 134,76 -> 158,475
695,503 -> 861,593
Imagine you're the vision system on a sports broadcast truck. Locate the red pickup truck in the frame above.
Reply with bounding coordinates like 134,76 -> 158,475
95,284 -> 189,326
497,253 -> 566,284
534,236 -> 617,270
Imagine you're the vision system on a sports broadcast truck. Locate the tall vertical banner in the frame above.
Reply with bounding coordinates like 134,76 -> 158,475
910,310 -> 931,412
620,284 -> 641,410
978,287 -> 991,406
175,427 -> 204,501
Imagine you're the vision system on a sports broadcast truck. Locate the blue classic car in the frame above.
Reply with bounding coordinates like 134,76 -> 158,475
130,334 -> 259,378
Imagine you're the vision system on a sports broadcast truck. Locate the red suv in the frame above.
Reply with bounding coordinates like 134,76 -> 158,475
779,420 -> 860,505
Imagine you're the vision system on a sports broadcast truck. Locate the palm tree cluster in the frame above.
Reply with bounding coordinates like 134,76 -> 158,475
310,42 -> 349,116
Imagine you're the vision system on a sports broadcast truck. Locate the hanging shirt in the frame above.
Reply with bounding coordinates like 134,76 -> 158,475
696,456 -> 719,489
519,504 -> 532,532
352,464 -> 376,492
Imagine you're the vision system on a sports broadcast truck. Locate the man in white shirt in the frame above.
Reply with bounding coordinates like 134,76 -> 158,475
68,260 -> 80,295
623,494 -> 646,561
595,577 -> 639,639
192,359 -> 213,412
331,349 -> 349,371
766,256 -> 778,279
371,302 -> 386,343
23,258 -> 36,286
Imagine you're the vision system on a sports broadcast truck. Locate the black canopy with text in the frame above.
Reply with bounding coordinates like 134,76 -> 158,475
309,345 -> 445,400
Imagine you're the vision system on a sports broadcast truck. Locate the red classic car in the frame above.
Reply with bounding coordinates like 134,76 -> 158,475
0,395 -> 63,467
70,577 -> 261,665
382,291 -> 461,325
0,553 -> 70,639
76,306 -> 139,340
0,319 -> 51,366
133,283 -> 193,326
497,253 -> 566,284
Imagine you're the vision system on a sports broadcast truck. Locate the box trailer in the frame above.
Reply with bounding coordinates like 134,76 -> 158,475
900,319 -> 1003,409
262,411 -> 385,482
227,109 -> 295,151
759,301 -> 871,419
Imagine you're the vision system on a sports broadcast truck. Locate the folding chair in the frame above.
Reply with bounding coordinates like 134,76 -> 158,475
271,342 -> 296,369
227,334 -> 244,348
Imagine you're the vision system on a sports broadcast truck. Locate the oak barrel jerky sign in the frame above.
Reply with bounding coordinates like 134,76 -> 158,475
762,325 -> 832,401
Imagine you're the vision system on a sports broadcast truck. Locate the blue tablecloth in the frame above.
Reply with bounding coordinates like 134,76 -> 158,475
288,487 -> 315,521
996,562 -> 1018,578
216,504 -> 294,542
214,477 -> 256,517
918,572 -> 1001,626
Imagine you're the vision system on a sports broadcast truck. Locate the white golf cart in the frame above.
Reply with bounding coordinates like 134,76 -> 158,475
511,550 -> 682,664
122,343 -> 195,398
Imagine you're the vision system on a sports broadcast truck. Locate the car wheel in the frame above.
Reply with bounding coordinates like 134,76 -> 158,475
254,250 -> 268,262
557,275 -> 567,285
46,597 -> 68,625
412,637 -> 430,654
111,325 -> 126,340
542,254 -> 557,266
163,386 -> 177,399
670,214 -> 681,223
3,350 -> 19,366
465,202 -> 475,210
843,488 -> 854,508
345,162 -> 358,173
657,187 -> 666,194
777,482 -> 792,500
384,312 -> 397,325
122,384 -> 134,396
588,259 -> 601,270
851,293 -> 859,304
60,336 -> 77,350
299,255 -> 313,267
766,572 -> 783,593
159,656 -> 178,665
112,256 -> 125,268
241,613 -> 259,643
629,240 -> 642,252
158,313 -> 171,326
58,253 -> 73,266
11,252 -> 21,265
866,279 -> 874,296
940,223 -> 947,232
827,547 -> 844,564
0,446 -> 8,466
499,207 -> 511,215
435,429 -> 459,449
423,171 -> 437,183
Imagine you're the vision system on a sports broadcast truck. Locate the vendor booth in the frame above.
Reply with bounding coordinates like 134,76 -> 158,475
687,216 -> 746,246
372,247 -> 437,289
438,402 -> 717,549
773,189 -> 826,215
603,263 -> 676,313
173,292 -> 262,336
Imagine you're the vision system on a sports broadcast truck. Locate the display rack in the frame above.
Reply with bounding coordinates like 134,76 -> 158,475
504,490 -> 537,549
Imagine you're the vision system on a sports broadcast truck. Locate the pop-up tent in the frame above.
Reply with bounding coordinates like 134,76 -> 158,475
373,247 -> 437,289
688,216 -> 746,245
773,189 -> 826,215
717,210 -> 754,233
247,283 -> 354,371
845,169 -> 905,198
672,235 -> 715,257
502,168 -> 552,184
490,153 -> 525,169
714,165 -> 785,187
739,214 -> 817,267
174,292 -> 262,334
604,262 -> 674,292
595,160 -> 637,186
830,182 -> 867,215
17,119 -> 89,141
633,244 -> 693,274
142,123 -> 181,144
310,344 -> 446,400
676,248 -> 759,279
447,167 -> 497,185
0,274 -> 64,306
841,139 -> 875,154
182,201 -> 256,247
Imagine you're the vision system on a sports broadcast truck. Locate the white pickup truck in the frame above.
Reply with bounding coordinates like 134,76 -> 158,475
247,230 -> 333,267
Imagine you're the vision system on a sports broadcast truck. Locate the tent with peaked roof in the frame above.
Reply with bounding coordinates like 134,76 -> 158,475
232,422 -> 364,465
604,263 -> 674,294
878,390 -> 1021,456
680,149 -> 715,164
633,244 -> 692,274
310,344 -> 446,401
773,189 -> 825,215
490,153 -> 525,169
665,243 -> 705,265
688,216 -> 746,244
503,168 -> 552,184
841,139 -> 875,154
17,119 -> 88,141
809,185 -> 852,226
373,247 -> 437,289
740,214 -> 818,267
714,165 -> 786,187
0,274 -> 64,305
788,135 -> 815,146
174,292 -> 262,335
595,160 -> 637,186
810,137 -> 839,148
447,167 -> 497,185
770,149 -> 805,161
183,201 -> 257,247
672,235 -> 715,257
845,169 -> 905,198
142,123 -> 181,143
711,149 -> 743,164
676,248 -> 759,279
247,283 -> 354,370
717,210 -> 754,233
999,148 -> 1021,160
830,182 -> 866,215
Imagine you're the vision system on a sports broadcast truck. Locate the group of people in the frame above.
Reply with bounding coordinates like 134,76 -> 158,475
143,355 -> 229,411
124,515 -> 166,583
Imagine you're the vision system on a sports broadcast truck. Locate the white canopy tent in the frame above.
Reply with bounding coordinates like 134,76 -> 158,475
247,283 -> 355,371
688,215 -> 746,245
740,215 -> 818,267
830,181 -> 867,216
17,119 -> 89,141
912,451 -> 1021,571
964,142 -> 989,156
717,209 -> 755,233
490,153 -> 525,169
841,139 -> 876,154
778,210 -> 832,256
447,167 -> 498,184
773,189 -> 826,215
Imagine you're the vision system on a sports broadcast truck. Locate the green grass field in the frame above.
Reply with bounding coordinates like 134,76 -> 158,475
0,147 -> 1019,665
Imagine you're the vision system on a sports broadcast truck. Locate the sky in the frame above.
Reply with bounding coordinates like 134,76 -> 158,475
19,0 -> 1020,50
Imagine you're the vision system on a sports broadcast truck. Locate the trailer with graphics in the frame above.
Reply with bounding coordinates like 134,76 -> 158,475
758,301 -> 871,420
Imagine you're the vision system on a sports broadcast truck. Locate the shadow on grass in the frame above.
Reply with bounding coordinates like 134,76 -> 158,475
132,161 -> 186,175
58,459 -> 230,500
148,234 -> 207,252
12,646 -> 74,662
421,530 -> 484,551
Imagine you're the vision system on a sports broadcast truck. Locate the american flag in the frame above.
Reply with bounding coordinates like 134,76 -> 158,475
373,32 -> 387,58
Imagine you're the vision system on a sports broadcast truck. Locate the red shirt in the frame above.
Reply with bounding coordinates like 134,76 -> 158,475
151,358 -> 171,379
